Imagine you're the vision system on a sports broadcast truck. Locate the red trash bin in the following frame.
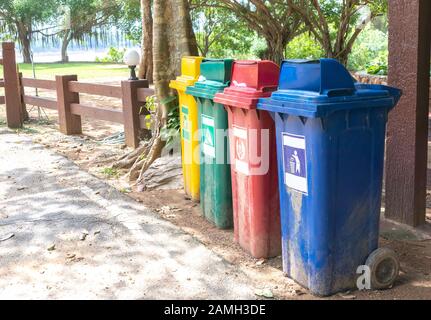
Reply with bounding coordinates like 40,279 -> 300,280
214,60 -> 281,258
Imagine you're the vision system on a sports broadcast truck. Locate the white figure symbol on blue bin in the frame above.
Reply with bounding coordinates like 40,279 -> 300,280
283,133 -> 308,194
290,150 -> 301,175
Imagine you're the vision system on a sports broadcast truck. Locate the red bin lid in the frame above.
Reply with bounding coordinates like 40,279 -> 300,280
214,60 -> 280,109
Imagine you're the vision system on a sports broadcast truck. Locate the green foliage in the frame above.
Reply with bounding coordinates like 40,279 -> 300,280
161,103 -> 181,148
142,94 -> 180,147
284,33 -> 324,60
144,95 -> 157,113
95,47 -> 126,63
166,106 -> 180,132
0,0 -> 58,22
192,4 -> 255,58
58,0 -> 122,41
116,0 -> 141,43
14,126 -> 39,134
119,187 -> 131,194
141,95 -> 157,131
0,33 -> 13,42
0,0 -> 58,39
290,0 -> 387,64
347,24 -> 388,72
101,167 -> 119,178
366,64 -> 387,75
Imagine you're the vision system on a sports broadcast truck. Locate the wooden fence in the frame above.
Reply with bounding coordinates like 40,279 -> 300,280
0,42 -> 154,148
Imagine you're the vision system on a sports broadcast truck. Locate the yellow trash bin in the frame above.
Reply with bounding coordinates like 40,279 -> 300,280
169,56 -> 204,201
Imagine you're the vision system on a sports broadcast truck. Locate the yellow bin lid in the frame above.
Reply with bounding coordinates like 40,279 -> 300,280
170,56 -> 204,91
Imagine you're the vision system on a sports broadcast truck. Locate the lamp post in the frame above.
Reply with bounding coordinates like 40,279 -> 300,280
123,49 -> 140,81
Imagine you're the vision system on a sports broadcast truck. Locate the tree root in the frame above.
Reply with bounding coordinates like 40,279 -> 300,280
112,142 -> 148,169
137,134 -> 166,185
114,87 -> 168,188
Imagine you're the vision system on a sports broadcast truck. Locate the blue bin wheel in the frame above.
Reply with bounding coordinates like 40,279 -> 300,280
365,247 -> 400,290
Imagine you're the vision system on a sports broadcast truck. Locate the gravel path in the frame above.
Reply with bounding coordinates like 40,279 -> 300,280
0,131 -> 256,299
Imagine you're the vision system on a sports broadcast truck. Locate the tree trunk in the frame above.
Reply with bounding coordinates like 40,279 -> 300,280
336,51 -> 349,66
152,0 -> 171,123
138,0 -> 153,83
122,0 -> 199,186
175,0 -> 199,57
135,0 -> 172,186
264,36 -> 286,65
17,22 -> 32,63
61,30 -> 71,63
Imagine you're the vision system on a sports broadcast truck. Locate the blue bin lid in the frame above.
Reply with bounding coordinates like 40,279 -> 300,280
257,59 -> 402,118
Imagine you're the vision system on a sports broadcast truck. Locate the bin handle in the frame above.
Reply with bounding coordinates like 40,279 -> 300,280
262,86 -> 279,93
235,61 -> 258,65
354,84 -> 403,105
326,88 -> 356,97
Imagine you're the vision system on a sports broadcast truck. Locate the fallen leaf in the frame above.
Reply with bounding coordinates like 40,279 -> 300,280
254,288 -> 274,299
159,206 -> 172,215
66,253 -> 76,259
339,292 -> 356,300
256,259 -> 266,266
80,232 -> 89,241
294,289 -> 305,296
0,233 -> 14,242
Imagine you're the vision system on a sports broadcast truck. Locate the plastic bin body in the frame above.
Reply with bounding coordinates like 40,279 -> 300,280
214,60 -> 281,258
186,59 -> 234,229
169,56 -> 204,201
257,59 -> 402,296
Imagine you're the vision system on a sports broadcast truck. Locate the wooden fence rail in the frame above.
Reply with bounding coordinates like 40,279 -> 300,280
0,42 -> 154,149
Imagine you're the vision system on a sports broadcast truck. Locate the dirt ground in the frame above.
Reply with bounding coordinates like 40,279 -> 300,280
1,83 -> 431,299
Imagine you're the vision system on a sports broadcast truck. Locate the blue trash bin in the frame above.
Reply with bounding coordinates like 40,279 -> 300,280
257,59 -> 402,296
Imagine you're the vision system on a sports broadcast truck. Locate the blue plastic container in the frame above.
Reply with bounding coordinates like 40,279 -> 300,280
257,59 -> 401,296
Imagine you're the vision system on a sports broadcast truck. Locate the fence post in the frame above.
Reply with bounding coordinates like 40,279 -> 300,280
56,75 -> 82,134
18,72 -> 28,121
385,0 -> 430,227
2,42 -> 23,128
121,79 -> 149,148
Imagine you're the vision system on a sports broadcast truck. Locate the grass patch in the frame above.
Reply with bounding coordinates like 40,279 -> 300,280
119,187 -> 131,194
0,62 -> 129,80
101,167 -> 120,179
14,126 -> 39,134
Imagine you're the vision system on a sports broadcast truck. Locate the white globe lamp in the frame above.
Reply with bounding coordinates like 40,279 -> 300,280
123,49 -> 140,81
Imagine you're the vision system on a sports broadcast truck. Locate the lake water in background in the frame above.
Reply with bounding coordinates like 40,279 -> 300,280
14,47 -> 140,63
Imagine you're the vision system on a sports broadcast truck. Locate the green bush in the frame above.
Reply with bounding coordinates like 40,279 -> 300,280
284,33 -> 324,60
366,64 -> 388,75
348,25 -> 388,73
95,47 -> 127,63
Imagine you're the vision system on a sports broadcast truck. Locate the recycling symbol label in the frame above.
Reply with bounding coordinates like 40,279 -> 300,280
181,105 -> 190,141
201,115 -> 215,158
236,139 -> 246,160
233,126 -> 249,175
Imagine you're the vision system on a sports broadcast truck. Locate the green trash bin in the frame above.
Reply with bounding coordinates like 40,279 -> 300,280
186,59 -> 234,229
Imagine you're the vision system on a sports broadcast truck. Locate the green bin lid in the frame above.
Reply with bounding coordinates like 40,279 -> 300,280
186,58 -> 234,100
200,59 -> 234,83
